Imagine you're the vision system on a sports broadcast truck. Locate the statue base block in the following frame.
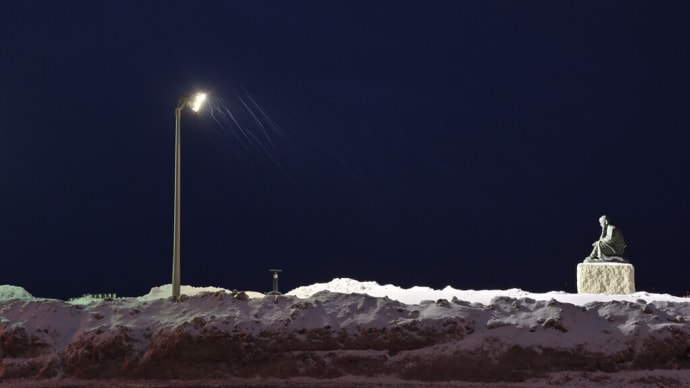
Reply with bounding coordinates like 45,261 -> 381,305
577,262 -> 635,294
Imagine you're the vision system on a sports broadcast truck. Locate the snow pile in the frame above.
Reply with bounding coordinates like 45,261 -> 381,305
137,284 -> 235,301
1,279 -> 690,386
288,277 -> 689,306
0,285 -> 34,301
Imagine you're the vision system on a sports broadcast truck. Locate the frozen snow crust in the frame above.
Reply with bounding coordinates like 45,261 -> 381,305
1,279 -> 690,383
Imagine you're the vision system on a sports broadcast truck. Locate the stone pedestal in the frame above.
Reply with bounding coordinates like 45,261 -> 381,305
577,262 -> 635,294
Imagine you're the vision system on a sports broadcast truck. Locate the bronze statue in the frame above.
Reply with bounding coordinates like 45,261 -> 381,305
584,215 -> 627,263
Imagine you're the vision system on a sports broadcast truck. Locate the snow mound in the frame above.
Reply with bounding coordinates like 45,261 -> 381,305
286,277 -> 689,306
2,278 -> 690,384
0,285 -> 35,300
137,284 -> 235,301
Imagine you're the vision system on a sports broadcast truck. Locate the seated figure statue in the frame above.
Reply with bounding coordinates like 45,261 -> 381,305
584,215 -> 627,263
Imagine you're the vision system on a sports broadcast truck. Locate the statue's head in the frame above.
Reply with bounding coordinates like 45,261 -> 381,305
599,215 -> 609,227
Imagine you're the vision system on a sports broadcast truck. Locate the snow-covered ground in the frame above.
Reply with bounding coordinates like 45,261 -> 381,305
2,279 -> 690,387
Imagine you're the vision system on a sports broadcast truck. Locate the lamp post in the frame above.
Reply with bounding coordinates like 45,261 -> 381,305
269,269 -> 282,295
172,92 -> 207,300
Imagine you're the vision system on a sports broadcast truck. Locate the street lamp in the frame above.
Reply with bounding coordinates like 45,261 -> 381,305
172,92 -> 207,300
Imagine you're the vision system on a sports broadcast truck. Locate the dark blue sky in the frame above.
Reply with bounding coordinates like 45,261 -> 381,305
2,1 -> 690,299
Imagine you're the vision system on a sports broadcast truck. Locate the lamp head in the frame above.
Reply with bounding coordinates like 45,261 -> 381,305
189,92 -> 207,112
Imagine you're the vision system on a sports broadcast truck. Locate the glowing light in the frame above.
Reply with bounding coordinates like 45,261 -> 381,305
189,92 -> 207,112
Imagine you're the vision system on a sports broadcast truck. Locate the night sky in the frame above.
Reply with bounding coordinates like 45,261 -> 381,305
2,1 -> 690,300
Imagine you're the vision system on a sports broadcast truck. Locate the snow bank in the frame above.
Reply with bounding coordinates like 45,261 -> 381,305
0,285 -> 34,301
287,277 -> 689,306
2,278 -> 690,384
137,284 -> 235,301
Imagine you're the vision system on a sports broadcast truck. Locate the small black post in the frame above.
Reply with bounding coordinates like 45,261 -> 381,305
269,269 -> 282,294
